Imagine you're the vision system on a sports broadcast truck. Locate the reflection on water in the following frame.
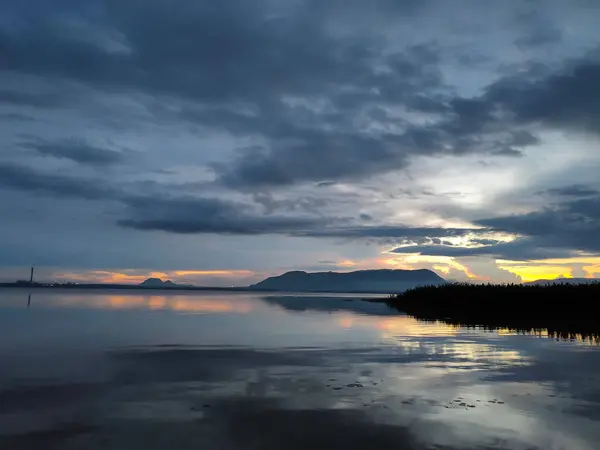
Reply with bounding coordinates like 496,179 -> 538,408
62,293 -> 257,314
1,288 -> 600,450
413,319 -> 600,345
13,291 -> 600,345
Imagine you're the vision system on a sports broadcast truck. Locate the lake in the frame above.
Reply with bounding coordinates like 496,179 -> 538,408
1,288 -> 600,450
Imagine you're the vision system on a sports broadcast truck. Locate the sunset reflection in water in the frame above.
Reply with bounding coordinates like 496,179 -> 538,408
51,293 -> 256,314
1,289 -> 600,450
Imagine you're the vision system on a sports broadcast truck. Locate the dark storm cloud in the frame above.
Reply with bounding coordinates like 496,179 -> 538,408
0,162 -> 331,235
508,130 -> 540,147
0,162 -> 481,239
425,55 -> 599,159
0,0 -> 381,101
298,226 -> 480,240
214,131 -> 411,188
15,158 -> 582,247
1,0 -> 599,271
0,90 -> 61,108
212,49 -> 600,188
1,0 -> 533,190
0,161 -> 494,241
542,185 -> 599,198
479,198 -> 599,238
483,57 -> 600,133
22,139 -> 126,166
391,191 -> 600,260
514,27 -> 562,49
476,195 -> 600,255
391,241 -> 576,261
490,130 -> 540,156
0,162 -> 117,200
117,196 -> 490,240
251,192 -> 329,215
118,195 -> 332,235
4,0 -> 594,192
0,113 -> 34,122
512,5 -> 563,50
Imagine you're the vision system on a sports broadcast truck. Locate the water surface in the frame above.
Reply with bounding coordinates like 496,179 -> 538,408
1,288 -> 599,450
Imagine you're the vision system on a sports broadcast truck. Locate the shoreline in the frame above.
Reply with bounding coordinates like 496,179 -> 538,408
385,282 -> 600,342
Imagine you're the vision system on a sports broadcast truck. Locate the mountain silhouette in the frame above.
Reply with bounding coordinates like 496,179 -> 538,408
139,278 -> 177,288
250,269 -> 444,293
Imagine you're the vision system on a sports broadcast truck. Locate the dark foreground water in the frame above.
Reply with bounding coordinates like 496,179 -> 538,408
1,289 -> 600,450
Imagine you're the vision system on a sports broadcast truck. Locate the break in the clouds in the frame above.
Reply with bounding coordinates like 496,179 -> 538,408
1,0 -> 599,283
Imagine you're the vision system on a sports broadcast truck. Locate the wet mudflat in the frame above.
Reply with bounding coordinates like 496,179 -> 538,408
1,288 -> 599,449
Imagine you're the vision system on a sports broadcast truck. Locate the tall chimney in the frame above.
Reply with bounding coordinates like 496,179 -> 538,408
29,266 -> 34,284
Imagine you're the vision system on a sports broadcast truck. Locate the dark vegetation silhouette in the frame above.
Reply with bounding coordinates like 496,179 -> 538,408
387,282 -> 600,344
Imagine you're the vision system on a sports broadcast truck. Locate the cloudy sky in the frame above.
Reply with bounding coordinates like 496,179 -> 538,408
1,0 -> 599,285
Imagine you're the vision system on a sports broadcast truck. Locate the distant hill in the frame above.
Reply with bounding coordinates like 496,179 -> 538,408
139,278 -> 177,288
524,277 -> 599,286
250,269 -> 444,293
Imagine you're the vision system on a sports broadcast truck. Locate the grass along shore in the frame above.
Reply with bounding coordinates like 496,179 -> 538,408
386,282 -> 600,343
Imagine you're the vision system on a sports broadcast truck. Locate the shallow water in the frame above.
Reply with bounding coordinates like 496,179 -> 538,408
1,288 -> 599,450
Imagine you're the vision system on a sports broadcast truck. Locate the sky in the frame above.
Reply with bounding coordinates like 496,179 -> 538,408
1,0 -> 599,286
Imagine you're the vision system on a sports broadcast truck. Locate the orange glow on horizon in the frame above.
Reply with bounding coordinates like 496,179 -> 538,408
497,257 -> 600,281
54,269 -> 257,285
46,253 -> 600,287
497,265 -> 574,282
378,255 -> 484,281
337,260 -> 358,268
173,270 -> 254,277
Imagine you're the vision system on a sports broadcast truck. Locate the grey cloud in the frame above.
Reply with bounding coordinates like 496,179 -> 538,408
514,27 -> 562,49
0,163 -> 495,241
0,162 -> 329,235
0,90 -> 61,108
118,196 -> 331,235
316,181 -> 338,188
1,0 -> 599,274
484,58 -> 600,133
117,197 -> 490,240
431,57 -> 600,161
512,6 -> 563,49
1,1 -> 489,189
491,128 -> 540,157
470,238 -> 502,246
492,146 -> 523,157
0,162 -> 486,240
22,139 -> 126,166
0,113 -> 34,122
388,191 -> 600,259
477,195 -> 600,254
391,240 -> 576,261
0,162 -> 118,200
251,192 -> 329,215
298,226 -> 481,240
507,130 -> 540,147
543,185 -> 599,198
0,1 -> 379,102
214,132 -> 411,188
8,0 -> 593,192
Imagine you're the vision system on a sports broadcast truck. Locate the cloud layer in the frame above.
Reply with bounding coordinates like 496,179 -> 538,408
1,0 -> 599,281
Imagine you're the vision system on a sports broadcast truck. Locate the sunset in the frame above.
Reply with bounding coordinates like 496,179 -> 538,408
0,1 -> 598,285
1,1 -> 599,449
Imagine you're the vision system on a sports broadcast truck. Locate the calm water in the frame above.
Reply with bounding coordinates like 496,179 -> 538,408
1,289 -> 600,450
